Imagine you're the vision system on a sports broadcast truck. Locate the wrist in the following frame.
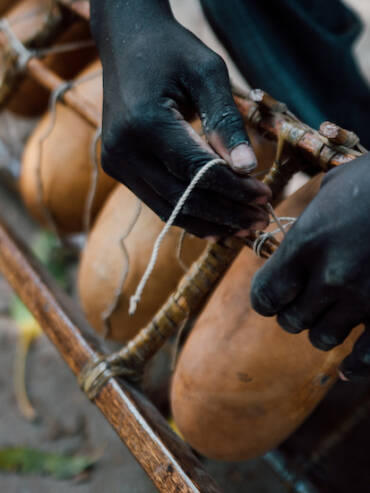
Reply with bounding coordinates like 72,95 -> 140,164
90,0 -> 174,45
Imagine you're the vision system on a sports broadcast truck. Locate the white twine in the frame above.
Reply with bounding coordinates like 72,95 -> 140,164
102,198 -> 142,338
0,19 -> 33,69
0,18 -> 100,71
129,158 -> 225,315
176,230 -> 189,272
83,127 -> 102,234
253,217 -> 296,258
128,155 -> 298,314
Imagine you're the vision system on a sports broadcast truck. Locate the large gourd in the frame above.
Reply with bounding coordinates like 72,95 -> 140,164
171,174 -> 362,461
20,59 -> 114,234
78,185 -> 206,343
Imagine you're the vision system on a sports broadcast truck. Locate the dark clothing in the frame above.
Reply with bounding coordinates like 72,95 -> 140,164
200,0 -> 370,147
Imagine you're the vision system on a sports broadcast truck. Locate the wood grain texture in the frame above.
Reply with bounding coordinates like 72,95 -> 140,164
27,58 -> 100,127
0,213 -> 221,493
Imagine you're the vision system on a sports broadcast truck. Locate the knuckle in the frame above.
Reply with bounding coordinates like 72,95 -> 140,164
251,276 -> 277,316
209,105 -> 243,135
202,52 -> 227,78
279,309 -> 306,332
125,101 -> 156,134
309,330 -> 339,351
318,332 -> 341,347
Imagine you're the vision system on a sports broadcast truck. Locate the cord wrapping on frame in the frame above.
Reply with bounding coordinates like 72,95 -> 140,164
253,217 -> 296,258
0,19 -> 34,70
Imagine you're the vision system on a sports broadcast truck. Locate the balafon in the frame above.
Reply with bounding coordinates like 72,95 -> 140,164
20,60 -> 114,234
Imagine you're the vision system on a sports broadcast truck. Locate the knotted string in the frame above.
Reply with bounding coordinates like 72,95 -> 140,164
0,17 -> 95,69
129,157 -> 298,315
252,217 -> 296,258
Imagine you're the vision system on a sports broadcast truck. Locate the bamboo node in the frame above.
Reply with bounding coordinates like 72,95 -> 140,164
319,122 -> 360,148
249,89 -> 287,113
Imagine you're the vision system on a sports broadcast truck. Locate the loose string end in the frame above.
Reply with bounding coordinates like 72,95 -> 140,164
129,295 -> 139,316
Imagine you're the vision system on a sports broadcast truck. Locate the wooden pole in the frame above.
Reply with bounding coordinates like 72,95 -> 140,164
0,214 -> 221,493
27,57 -> 100,127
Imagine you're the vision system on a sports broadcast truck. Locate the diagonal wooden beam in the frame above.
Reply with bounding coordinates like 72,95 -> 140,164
0,213 -> 222,493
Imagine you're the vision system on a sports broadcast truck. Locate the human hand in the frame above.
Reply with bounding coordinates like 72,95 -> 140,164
251,153 -> 370,380
90,0 -> 271,237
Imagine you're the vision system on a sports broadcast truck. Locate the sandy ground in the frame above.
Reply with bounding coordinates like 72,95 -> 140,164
1,1 -> 370,492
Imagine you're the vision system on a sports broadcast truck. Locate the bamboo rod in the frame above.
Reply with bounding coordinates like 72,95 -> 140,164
96,156 -> 297,384
0,213 -> 221,493
27,57 -> 100,127
0,5 -> 68,107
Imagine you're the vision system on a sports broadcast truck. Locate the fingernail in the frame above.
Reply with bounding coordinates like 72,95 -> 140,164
205,236 -> 219,243
230,144 -> 257,175
338,370 -> 351,382
235,230 -> 251,239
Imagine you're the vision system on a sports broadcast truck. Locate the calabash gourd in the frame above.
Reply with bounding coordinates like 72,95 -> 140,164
20,60 -> 115,234
171,174 -> 362,461
78,184 -> 207,343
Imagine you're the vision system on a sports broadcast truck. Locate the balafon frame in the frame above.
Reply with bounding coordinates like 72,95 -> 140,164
0,1 -> 366,491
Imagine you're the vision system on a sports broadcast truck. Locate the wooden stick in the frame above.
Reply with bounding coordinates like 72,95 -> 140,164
0,5 -> 68,107
0,213 -> 221,493
234,96 -> 358,168
319,121 -> 360,148
27,57 -> 100,127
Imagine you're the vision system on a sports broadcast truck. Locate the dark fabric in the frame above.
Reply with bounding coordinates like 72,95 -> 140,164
200,0 -> 370,147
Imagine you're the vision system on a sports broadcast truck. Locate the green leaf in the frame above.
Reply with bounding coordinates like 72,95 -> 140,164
31,231 -> 69,289
9,296 -> 34,327
0,447 -> 98,480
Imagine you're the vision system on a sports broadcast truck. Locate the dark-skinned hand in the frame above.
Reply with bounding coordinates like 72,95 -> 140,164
251,153 -> 370,381
90,0 -> 271,238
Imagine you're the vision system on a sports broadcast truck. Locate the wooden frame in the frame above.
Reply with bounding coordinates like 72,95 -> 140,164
0,1 -> 366,491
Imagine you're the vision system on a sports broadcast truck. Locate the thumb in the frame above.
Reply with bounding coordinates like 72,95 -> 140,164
194,56 -> 257,175
250,238 -> 304,317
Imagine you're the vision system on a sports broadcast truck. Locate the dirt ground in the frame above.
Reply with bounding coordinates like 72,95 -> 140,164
1,1 -> 370,492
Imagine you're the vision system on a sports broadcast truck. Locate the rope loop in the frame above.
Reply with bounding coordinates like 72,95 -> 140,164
79,355 -> 139,400
0,19 -> 34,70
